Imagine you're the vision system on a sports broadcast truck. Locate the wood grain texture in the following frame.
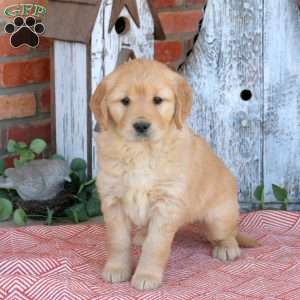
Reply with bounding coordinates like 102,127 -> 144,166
183,0 -> 263,211
91,1 -> 105,177
54,41 -> 88,164
90,0 -> 155,175
263,0 -> 300,209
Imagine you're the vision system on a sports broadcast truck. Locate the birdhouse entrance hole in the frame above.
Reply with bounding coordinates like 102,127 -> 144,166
115,16 -> 130,35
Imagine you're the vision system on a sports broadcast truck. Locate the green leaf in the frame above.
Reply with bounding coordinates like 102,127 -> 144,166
7,140 -> 17,153
0,159 -> 5,176
29,139 -> 47,154
77,178 -> 96,195
69,172 -> 81,194
17,142 -> 27,149
272,184 -> 288,203
0,198 -> 13,221
86,191 -> 101,217
51,154 -> 65,161
254,185 -> 264,202
19,149 -> 35,161
70,158 -> 87,172
254,185 -> 264,209
14,159 -> 26,168
0,189 -> 10,199
13,208 -> 27,226
46,208 -> 54,225
65,203 -> 89,223
78,170 -> 87,183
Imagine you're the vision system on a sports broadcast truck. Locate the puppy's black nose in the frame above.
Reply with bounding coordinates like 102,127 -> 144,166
133,121 -> 151,134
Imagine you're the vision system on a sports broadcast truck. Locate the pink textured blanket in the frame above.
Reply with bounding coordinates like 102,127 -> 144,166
0,211 -> 300,299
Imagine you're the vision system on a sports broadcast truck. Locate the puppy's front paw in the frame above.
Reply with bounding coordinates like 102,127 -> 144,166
131,272 -> 162,290
212,244 -> 241,261
102,264 -> 132,283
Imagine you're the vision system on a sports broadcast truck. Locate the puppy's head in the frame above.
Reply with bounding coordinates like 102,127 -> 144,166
90,59 -> 192,142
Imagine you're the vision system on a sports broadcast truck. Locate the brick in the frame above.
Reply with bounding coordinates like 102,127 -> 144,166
0,93 -> 36,120
153,0 -> 184,9
3,155 -> 17,169
185,0 -> 206,6
0,128 -> 7,150
37,37 -> 52,51
158,10 -> 202,34
0,35 -> 29,56
0,57 -> 50,88
7,120 -> 51,144
155,40 -> 183,62
153,0 -> 205,8
39,88 -> 51,113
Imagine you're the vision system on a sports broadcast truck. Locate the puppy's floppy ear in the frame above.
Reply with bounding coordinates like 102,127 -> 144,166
90,80 -> 108,130
174,74 -> 192,129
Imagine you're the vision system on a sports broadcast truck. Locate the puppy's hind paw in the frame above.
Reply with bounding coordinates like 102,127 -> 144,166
212,244 -> 241,261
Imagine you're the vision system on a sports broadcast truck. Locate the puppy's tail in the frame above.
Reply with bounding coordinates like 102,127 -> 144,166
236,232 -> 260,248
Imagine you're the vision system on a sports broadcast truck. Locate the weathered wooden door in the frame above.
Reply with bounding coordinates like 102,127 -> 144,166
184,0 -> 300,210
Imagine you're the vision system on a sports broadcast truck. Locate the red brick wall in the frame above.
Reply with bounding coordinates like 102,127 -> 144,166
0,1 -> 204,165
153,0 -> 205,69
0,17 -> 52,166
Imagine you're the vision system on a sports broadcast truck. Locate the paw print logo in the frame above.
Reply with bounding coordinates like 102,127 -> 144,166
4,16 -> 45,48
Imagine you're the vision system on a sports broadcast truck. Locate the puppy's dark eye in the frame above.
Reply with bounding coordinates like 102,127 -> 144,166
121,97 -> 130,106
153,96 -> 163,105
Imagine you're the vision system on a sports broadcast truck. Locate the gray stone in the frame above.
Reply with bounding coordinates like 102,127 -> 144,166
0,159 -> 70,201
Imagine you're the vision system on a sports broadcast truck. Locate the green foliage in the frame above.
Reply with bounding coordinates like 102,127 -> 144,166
272,184 -> 288,210
65,203 -> 89,223
0,138 -> 101,226
13,208 -> 28,226
70,158 -> 87,182
6,138 -> 47,168
29,139 -> 47,155
254,185 -> 264,209
7,140 -> 17,153
46,208 -> 54,225
0,198 -> 13,221
64,173 -> 101,224
86,189 -> 101,217
254,184 -> 289,210
51,154 -> 65,161
0,159 -> 5,176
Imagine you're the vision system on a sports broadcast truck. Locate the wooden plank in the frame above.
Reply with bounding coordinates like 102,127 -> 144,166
54,41 -> 88,163
90,0 -> 155,176
91,1 -> 105,176
183,0 -> 263,210
146,0 -> 166,40
263,0 -> 300,207
50,46 -> 57,154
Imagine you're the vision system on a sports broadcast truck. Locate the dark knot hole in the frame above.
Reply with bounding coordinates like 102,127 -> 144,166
240,89 -> 252,101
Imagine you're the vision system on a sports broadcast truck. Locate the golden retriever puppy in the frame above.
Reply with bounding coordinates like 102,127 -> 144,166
90,59 -> 257,290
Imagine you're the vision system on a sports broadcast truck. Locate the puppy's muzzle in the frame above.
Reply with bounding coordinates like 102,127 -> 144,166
133,121 -> 151,136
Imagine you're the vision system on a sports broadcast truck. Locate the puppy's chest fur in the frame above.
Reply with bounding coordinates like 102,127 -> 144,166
100,140 -> 185,227
123,157 -> 156,227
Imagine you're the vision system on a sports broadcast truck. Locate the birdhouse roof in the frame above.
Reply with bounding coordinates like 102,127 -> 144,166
43,0 -> 165,44
43,0 -> 102,43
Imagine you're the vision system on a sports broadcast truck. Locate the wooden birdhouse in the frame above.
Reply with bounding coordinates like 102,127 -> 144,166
43,0 -> 165,175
